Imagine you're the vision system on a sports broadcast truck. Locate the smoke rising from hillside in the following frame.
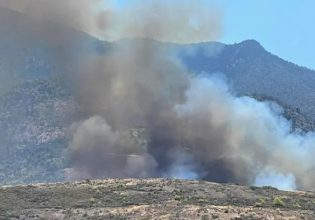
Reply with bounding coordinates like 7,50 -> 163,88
65,2 -> 314,189
2,1 -> 315,190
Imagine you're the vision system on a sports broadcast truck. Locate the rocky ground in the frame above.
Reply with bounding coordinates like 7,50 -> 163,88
0,179 -> 315,219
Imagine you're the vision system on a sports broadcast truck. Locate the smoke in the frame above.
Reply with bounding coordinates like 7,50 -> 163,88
0,0 -> 221,43
172,77 -> 315,190
68,116 -> 157,178
0,0 -> 106,36
254,172 -> 297,191
2,0 -> 315,191
67,40 -> 315,190
104,0 -> 222,43
68,57 -> 315,190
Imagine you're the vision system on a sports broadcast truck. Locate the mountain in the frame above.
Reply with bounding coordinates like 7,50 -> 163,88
0,7 -> 315,185
0,6 -> 109,184
1,179 -> 315,219
180,39 -> 315,121
0,6 -> 108,94
1,6 -> 315,122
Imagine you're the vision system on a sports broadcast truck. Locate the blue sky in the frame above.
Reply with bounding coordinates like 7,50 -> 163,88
220,0 -> 315,70
110,0 -> 315,69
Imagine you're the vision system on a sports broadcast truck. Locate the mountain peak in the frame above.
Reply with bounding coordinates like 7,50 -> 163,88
238,39 -> 265,51
228,39 -> 266,58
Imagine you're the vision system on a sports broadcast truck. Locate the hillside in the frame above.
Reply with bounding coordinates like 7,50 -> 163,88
0,6 -> 108,94
180,39 -> 315,121
1,179 -> 315,219
0,79 -> 76,184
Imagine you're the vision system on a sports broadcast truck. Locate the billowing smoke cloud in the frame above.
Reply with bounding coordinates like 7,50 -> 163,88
3,0 -> 315,191
68,54 -> 315,190
67,39 -> 315,190
66,39 -> 192,179
68,116 -> 157,178
171,77 -> 315,190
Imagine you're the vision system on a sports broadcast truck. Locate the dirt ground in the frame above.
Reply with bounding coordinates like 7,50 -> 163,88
0,178 -> 314,219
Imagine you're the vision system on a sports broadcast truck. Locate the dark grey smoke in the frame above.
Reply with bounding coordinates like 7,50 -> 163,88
3,0 -> 315,191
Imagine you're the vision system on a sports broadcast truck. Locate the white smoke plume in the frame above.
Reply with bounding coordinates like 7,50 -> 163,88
2,0 -> 315,191
173,76 -> 315,190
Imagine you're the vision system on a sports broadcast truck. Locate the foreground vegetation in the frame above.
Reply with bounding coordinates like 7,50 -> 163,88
0,179 -> 314,219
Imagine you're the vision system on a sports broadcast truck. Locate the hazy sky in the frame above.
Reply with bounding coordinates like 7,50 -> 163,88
111,0 -> 315,70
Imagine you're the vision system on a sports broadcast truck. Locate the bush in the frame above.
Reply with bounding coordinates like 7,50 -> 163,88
254,198 -> 266,207
273,196 -> 285,207
293,202 -> 301,208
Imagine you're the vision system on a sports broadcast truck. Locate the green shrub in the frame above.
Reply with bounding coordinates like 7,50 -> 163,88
293,202 -> 301,208
273,196 -> 285,207
254,198 -> 266,207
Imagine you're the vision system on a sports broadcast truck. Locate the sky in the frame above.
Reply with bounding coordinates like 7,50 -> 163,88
220,0 -> 315,70
110,0 -> 315,70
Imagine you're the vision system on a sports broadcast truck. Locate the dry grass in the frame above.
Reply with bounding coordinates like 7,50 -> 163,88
0,179 -> 314,219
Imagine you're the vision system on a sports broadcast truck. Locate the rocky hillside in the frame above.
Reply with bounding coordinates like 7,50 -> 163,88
1,179 -> 315,219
